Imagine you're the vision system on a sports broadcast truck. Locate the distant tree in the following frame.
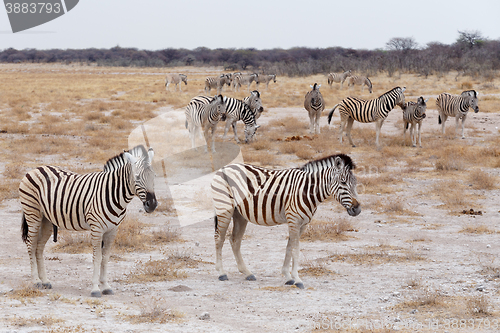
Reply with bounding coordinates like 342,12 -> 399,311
456,30 -> 485,49
386,37 -> 418,52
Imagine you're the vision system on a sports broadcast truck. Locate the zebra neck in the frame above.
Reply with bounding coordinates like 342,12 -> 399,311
114,163 -> 136,206
304,170 -> 331,204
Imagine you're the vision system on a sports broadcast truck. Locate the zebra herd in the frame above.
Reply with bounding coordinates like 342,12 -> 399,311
18,71 -> 481,296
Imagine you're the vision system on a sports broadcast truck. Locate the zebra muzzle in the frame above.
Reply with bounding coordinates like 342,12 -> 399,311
143,192 -> 158,213
347,199 -> 361,217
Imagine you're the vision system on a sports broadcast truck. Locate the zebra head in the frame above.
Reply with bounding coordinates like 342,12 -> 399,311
329,154 -> 361,217
124,145 -> 157,213
395,87 -> 406,108
180,74 -> 188,85
462,90 -> 479,113
211,94 -> 226,120
416,96 -> 429,119
248,90 -> 264,117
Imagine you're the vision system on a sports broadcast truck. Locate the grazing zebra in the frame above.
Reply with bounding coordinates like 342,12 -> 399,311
328,87 -> 406,147
327,70 -> 351,89
436,90 -> 479,139
185,95 -> 226,152
346,75 -> 373,93
243,90 -> 264,120
211,154 -> 361,289
165,74 -> 188,92
188,95 -> 259,144
304,83 -> 325,134
19,145 -> 157,297
402,96 -> 429,147
255,74 -> 276,89
233,73 -> 258,92
205,74 -> 231,94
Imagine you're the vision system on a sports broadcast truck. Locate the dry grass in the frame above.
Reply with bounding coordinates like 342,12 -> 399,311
468,170 -> 497,190
9,315 -> 63,328
466,295 -> 493,317
427,180 -> 478,212
301,218 -> 355,242
124,297 -> 184,324
328,245 -> 425,265
124,258 -> 188,283
459,224 -> 495,234
298,259 -> 336,277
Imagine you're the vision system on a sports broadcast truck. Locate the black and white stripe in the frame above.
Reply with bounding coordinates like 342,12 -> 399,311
205,74 -> 231,94
255,74 -> 276,89
211,154 -> 361,289
402,96 -> 428,147
328,86 -> 406,147
346,75 -> 373,93
304,83 -> 325,134
436,90 -> 479,139
19,145 -> 157,297
233,73 -> 258,92
185,95 -> 226,152
243,90 -> 264,120
165,73 -> 188,92
327,70 -> 351,89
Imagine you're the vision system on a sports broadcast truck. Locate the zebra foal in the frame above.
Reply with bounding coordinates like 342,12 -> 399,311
436,90 -> 479,139
212,154 -> 361,289
304,83 -> 325,134
19,145 -> 157,297
185,95 -> 226,152
402,96 -> 428,147
327,70 -> 351,89
165,73 -> 188,92
346,75 -> 373,94
328,87 -> 406,147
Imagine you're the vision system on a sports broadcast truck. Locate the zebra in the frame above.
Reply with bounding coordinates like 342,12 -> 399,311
189,94 -> 260,144
185,95 -> 226,152
327,70 -> 351,89
436,90 -> 479,139
255,74 -> 276,89
211,154 -> 361,289
243,90 -> 264,120
304,83 -> 325,134
165,74 -> 188,92
328,87 -> 406,147
346,75 -> 373,94
233,73 -> 258,92
205,74 -> 231,94
19,145 -> 157,297
402,96 -> 429,147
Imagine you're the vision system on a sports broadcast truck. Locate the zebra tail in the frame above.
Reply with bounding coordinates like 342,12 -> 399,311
21,213 -> 28,243
327,104 -> 339,124
438,115 -> 441,124
221,113 -> 227,122
405,122 -> 409,130
53,224 -> 58,242
214,215 -> 218,232
185,120 -> 188,129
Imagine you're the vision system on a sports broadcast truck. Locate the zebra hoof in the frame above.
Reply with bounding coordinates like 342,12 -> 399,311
246,274 -> 256,281
34,282 -> 43,289
42,282 -> 52,289
285,279 -> 295,286
218,274 -> 228,281
90,291 -> 102,298
102,288 -> 114,295
295,282 -> 305,289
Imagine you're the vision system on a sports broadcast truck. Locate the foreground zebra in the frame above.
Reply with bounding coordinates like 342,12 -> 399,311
327,70 -> 351,89
328,87 -> 406,147
304,83 -> 325,134
255,74 -> 276,89
402,97 -> 428,147
205,75 -> 231,94
19,145 -> 157,297
233,73 -> 258,92
185,95 -> 226,152
190,94 -> 260,144
165,73 -> 188,92
436,90 -> 479,139
346,75 -> 373,93
212,154 -> 361,289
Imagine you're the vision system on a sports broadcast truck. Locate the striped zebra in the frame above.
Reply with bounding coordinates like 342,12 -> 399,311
436,90 -> 479,139
19,145 -> 157,297
205,74 -> 231,94
327,70 -> 351,89
243,90 -> 264,120
346,75 -> 373,93
165,73 -> 187,92
255,74 -> 276,89
189,95 -> 259,144
304,83 -> 325,134
233,73 -> 258,92
185,95 -> 226,152
328,87 -> 406,147
211,154 -> 361,289
402,96 -> 429,147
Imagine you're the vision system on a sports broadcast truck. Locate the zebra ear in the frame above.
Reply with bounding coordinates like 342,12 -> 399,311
334,156 -> 344,170
255,124 -> 261,129
310,85 -> 313,88
424,98 -> 429,103
401,87 -> 406,92
148,148 -> 154,163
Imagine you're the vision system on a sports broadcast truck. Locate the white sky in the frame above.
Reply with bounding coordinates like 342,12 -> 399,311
1,0 -> 499,51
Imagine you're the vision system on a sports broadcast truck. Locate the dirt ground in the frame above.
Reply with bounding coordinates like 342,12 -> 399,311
1,93 -> 500,332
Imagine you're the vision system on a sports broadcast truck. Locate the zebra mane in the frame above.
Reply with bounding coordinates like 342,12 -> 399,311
103,145 -> 150,172
462,90 -> 477,98
299,154 -> 355,172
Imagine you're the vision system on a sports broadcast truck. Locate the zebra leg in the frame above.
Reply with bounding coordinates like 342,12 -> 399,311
410,123 -> 416,147
403,122 -> 408,146
375,119 -> 385,147
288,225 -> 304,289
282,236 -> 293,285
35,217 -> 54,289
100,228 -> 118,295
215,213 -> 232,281
345,118 -> 356,147
338,118 -> 347,144
229,210 -> 254,280
315,111 -> 321,134
231,121 -> 241,144
23,213 -> 43,288
309,112 -> 315,134
459,115 -> 466,139
417,122 -> 422,148
440,114 -> 448,135
90,232 -> 104,297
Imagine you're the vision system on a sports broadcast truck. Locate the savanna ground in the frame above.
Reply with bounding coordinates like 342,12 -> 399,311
0,63 -> 500,332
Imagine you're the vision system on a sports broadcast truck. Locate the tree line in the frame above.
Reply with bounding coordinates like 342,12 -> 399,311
1,31 -> 498,78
